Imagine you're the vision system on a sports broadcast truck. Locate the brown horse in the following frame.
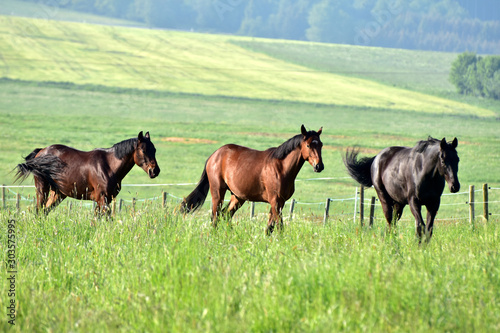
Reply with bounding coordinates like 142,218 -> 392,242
15,131 -> 160,215
181,125 -> 324,234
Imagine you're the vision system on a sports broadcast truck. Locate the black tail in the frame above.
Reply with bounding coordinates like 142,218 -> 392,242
180,164 -> 210,213
343,149 -> 375,188
14,149 -> 66,190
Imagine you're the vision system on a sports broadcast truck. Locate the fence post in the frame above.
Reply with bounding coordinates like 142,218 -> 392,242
359,186 -> 364,226
111,198 -> 117,217
353,187 -> 358,223
323,198 -> 331,224
2,185 -> 5,209
469,185 -> 475,224
483,183 -> 488,222
289,199 -> 295,220
162,192 -> 168,208
250,202 -> 255,219
16,193 -> 20,212
119,199 -> 123,213
369,196 -> 376,227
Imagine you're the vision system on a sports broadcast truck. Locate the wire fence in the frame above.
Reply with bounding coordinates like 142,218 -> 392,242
1,180 -> 498,225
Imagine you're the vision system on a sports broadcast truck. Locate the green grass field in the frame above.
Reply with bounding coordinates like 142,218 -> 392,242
1,12 -> 500,332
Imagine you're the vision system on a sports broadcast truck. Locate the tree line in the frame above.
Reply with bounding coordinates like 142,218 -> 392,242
22,0 -> 500,54
450,52 -> 500,100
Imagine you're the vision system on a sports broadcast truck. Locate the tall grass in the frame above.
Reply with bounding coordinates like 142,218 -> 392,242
1,205 -> 499,332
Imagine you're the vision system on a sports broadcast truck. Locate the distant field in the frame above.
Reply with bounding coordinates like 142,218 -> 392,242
0,0 -> 145,27
0,15 -> 497,117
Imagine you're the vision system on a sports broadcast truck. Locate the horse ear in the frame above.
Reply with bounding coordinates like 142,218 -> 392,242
145,131 -> 150,139
452,137 -> 458,148
317,127 -> 323,135
301,124 -> 307,137
138,131 -> 144,142
440,138 -> 447,150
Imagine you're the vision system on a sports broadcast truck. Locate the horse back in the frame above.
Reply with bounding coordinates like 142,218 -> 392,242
36,145 -> 114,197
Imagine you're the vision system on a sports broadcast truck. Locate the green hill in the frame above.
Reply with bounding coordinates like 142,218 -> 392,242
0,15 -> 496,117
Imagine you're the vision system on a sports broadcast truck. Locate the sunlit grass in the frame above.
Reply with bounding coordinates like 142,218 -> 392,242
0,15 -> 495,117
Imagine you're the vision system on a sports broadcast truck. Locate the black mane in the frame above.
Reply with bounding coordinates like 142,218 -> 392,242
414,136 -> 440,153
112,138 -> 137,159
269,130 -> 320,159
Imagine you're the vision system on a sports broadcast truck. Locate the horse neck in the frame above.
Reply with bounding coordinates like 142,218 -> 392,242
422,146 -> 443,178
109,150 -> 136,182
280,147 -> 305,179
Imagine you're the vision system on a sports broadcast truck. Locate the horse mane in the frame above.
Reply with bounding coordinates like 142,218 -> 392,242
269,130 -> 319,160
111,138 -> 137,159
414,136 -> 440,153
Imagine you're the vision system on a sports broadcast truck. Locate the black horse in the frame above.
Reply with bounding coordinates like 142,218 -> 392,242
344,137 -> 460,242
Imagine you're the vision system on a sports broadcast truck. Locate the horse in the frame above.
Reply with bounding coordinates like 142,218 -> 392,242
343,137 -> 460,242
15,131 -> 160,215
181,125 -> 324,234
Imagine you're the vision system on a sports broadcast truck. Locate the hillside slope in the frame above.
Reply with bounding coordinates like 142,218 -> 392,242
0,15 -> 495,117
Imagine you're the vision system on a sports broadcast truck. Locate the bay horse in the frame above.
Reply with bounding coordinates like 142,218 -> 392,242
181,125 -> 324,234
15,131 -> 160,215
344,137 -> 460,242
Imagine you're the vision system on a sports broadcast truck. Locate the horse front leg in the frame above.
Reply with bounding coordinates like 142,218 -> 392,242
94,192 -> 111,218
409,197 -> 425,242
266,199 -> 284,235
424,201 -> 440,242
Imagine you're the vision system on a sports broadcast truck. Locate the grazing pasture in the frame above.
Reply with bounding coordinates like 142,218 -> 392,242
0,13 -> 499,332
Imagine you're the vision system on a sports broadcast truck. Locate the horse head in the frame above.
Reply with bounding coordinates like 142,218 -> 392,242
134,131 -> 160,178
439,137 -> 460,193
300,125 -> 324,173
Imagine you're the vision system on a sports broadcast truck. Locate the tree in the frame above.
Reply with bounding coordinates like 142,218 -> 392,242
449,52 -> 478,94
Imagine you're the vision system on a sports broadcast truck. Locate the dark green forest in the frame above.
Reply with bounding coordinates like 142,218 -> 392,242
19,0 -> 500,54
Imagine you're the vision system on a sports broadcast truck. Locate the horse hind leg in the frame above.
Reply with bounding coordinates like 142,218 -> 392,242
44,190 -> 66,214
227,195 -> 245,218
34,176 -> 50,214
210,185 -> 227,228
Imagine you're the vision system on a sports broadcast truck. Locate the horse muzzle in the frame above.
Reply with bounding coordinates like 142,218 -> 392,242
450,182 -> 460,193
313,162 -> 324,173
148,165 -> 160,178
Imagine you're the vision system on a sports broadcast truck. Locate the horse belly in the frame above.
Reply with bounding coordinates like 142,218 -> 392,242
215,146 -> 266,201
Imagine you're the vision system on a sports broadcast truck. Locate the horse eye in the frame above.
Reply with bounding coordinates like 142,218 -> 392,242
307,144 -> 310,148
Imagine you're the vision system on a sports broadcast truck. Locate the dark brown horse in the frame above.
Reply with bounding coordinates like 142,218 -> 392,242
181,125 -> 324,234
344,137 -> 460,242
15,131 -> 160,214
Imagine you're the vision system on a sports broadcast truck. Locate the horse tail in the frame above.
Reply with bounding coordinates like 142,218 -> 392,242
180,163 -> 210,213
343,149 -> 375,188
14,149 -> 66,190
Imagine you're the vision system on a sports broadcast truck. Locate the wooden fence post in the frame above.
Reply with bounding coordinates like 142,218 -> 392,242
353,187 -> 358,223
119,199 -> 123,213
483,183 -> 488,222
2,185 -> 5,209
323,198 -> 331,224
111,198 -> 117,217
289,199 -> 295,220
469,185 -> 475,224
369,196 -> 376,227
250,202 -> 255,219
359,186 -> 364,226
162,192 -> 168,208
